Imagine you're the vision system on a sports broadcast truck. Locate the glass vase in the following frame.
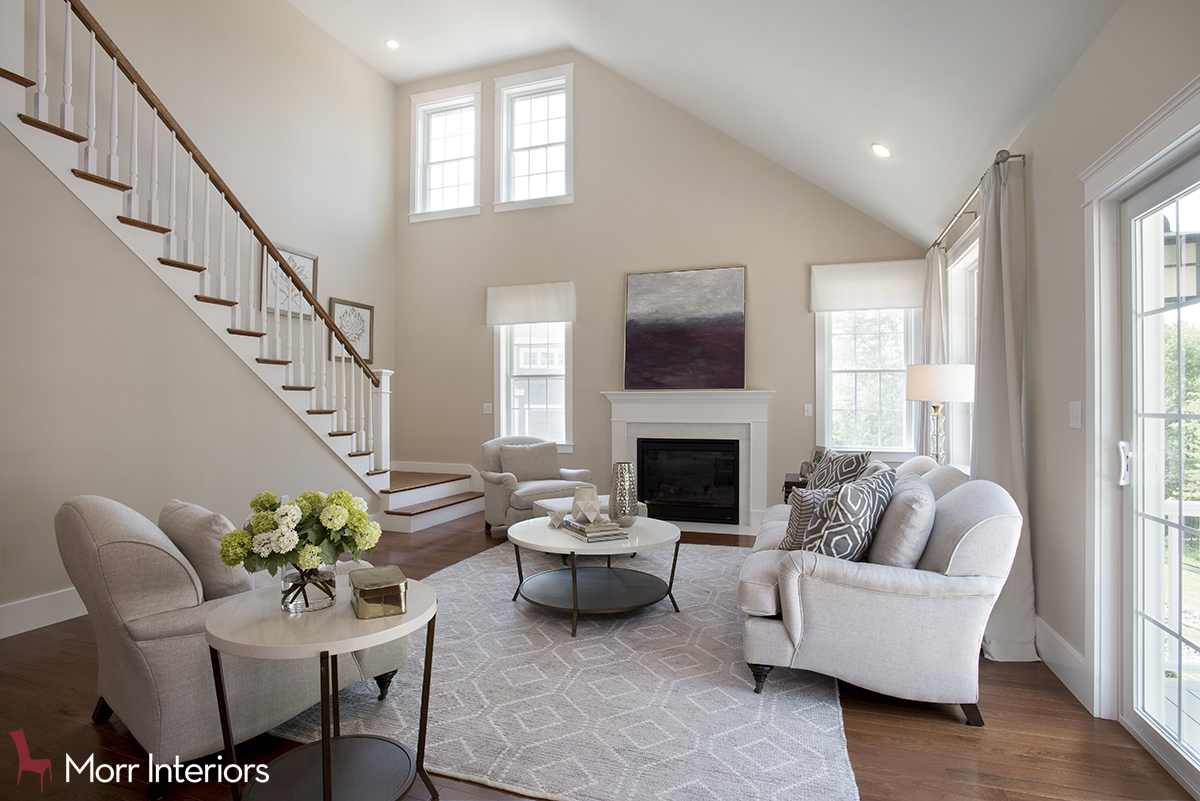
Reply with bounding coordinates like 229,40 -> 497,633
610,461 -> 639,527
280,564 -> 336,613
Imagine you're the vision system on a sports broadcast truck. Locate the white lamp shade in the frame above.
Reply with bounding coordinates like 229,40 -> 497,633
905,364 -> 976,403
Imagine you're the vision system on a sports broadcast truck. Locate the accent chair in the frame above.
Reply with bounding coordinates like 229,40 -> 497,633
479,435 -> 594,531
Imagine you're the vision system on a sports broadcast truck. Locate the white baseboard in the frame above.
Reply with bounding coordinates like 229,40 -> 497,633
1035,614 -> 1097,716
392,460 -> 483,492
0,586 -> 86,640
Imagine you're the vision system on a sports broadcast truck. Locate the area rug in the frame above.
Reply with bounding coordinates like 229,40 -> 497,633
273,543 -> 860,801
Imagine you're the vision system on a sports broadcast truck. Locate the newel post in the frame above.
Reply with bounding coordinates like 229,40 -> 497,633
371,369 -> 393,473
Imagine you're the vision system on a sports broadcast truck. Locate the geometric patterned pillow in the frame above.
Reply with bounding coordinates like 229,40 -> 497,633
801,469 -> 896,561
779,486 -> 833,550
807,450 -> 872,490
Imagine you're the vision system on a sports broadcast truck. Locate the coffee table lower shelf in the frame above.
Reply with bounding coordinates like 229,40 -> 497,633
244,735 -> 415,801
517,564 -> 679,636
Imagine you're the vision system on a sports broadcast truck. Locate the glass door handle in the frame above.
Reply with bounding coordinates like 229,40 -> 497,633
1118,440 -> 1132,487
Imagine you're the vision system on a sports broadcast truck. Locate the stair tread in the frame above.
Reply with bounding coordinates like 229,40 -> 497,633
196,294 -> 236,307
256,357 -> 290,365
386,491 -> 484,517
160,257 -> 205,273
366,468 -> 390,476
382,471 -> 472,494
118,215 -> 171,235
228,328 -> 266,338
348,450 -> 373,458
0,67 -> 35,88
306,409 -> 336,415
328,430 -> 355,436
283,385 -> 316,391
72,169 -> 132,192
18,113 -> 88,143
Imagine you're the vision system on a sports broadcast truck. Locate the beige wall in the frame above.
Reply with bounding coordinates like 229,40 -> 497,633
0,0 -> 396,609
393,50 -> 923,495
1014,0 -> 1200,650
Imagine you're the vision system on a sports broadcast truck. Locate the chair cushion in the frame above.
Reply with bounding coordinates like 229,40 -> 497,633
509,479 -> 595,510
780,486 -> 832,550
753,519 -> 788,552
808,450 -> 872,490
737,548 -> 789,616
158,500 -> 252,600
500,442 -> 561,482
800,469 -> 896,561
866,471 -> 936,569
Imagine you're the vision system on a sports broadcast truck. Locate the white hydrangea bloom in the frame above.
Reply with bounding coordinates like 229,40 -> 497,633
353,496 -> 368,513
251,531 -> 275,558
275,503 -> 302,529
273,527 -> 299,553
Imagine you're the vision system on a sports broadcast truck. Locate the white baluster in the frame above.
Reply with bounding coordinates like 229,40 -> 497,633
200,181 -> 209,294
164,131 -> 176,258
319,310 -> 328,408
347,348 -> 355,440
106,56 -> 118,180
285,266 -> 293,382
182,157 -> 194,263
296,295 -> 306,387
147,116 -> 159,225
34,0 -> 47,121
125,90 -> 138,217
233,221 -> 242,328
367,370 -> 374,458
217,198 -> 226,300
309,295 -> 317,392
273,259 -> 282,361
82,31 -> 96,171
59,1 -> 72,130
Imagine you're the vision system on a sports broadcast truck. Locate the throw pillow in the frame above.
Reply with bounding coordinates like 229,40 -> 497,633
866,471 -> 936,568
808,450 -> 872,490
780,486 -> 832,550
499,442 -> 561,482
158,500 -> 252,600
801,469 -> 896,561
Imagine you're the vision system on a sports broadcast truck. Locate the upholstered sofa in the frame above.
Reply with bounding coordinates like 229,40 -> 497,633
480,435 -> 594,531
55,495 -> 407,778
737,456 -> 1021,725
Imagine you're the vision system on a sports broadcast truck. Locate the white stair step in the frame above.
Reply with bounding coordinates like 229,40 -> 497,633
380,492 -> 485,533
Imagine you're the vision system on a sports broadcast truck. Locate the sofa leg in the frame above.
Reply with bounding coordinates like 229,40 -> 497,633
374,670 -> 398,701
749,664 -> 773,694
961,703 -> 985,726
485,521 -> 492,535
92,696 -> 113,724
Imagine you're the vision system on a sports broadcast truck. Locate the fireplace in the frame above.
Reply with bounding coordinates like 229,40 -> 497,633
637,438 -> 739,524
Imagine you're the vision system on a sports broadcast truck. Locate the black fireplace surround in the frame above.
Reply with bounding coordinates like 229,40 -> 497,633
637,438 -> 739,524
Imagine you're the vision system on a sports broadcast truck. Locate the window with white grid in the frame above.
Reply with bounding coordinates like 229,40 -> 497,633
410,83 -> 481,221
497,321 -> 571,445
495,65 -> 573,212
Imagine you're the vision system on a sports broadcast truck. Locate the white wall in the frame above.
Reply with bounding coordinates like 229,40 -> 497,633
393,50 -> 924,494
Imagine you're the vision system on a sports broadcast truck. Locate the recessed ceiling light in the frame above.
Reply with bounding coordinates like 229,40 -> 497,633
385,39 -> 400,49
871,143 -> 892,158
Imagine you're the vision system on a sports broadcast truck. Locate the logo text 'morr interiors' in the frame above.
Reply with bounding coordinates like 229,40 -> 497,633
65,753 -> 268,784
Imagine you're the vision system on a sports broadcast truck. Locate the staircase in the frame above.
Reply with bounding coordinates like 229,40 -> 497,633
0,0 -> 483,528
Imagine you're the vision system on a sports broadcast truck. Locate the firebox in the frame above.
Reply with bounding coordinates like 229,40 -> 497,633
637,438 -> 739,524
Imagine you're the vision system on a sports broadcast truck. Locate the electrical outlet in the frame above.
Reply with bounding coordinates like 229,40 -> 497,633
1069,401 -> 1081,429
483,403 -> 493,415
804,404 -> 813,417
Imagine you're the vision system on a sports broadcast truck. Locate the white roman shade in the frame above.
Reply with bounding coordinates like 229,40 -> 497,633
486,281 -> 577,325
810,259 -> 926,312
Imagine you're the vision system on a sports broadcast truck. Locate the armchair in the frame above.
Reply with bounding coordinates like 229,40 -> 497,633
480,436 -> 594,531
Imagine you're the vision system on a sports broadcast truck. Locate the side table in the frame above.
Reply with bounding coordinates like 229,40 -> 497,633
782,473 -> 808,501
205,573 -> 438,801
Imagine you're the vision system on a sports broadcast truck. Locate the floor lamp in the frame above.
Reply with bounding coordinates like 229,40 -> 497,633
905,364 -> 975,465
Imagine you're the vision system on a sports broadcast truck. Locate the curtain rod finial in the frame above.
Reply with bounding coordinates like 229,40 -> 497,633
995,149 -> 1011,163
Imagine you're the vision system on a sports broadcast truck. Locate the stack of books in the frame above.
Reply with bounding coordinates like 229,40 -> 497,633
562,515 -> 628,543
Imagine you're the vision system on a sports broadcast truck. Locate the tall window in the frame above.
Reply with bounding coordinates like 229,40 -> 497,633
946,223 -> 980,467
497,322 -> 570,444
495,64 -> 573,212
823,309 -> 917,452
410,83 -> 481,221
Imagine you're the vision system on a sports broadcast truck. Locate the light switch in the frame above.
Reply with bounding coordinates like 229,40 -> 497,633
804,404 -> 813,417
483,403 -> 493,415
1069,401 -> 1081,430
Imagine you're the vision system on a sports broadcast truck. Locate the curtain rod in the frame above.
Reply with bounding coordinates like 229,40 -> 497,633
930,150 -> 1025,250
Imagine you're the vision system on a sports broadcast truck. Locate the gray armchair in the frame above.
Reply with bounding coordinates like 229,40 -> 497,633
54,495 -> 407,776
480,435 -> 594,531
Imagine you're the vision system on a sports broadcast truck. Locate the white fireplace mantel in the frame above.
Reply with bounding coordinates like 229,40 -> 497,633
603,390 -> 774,528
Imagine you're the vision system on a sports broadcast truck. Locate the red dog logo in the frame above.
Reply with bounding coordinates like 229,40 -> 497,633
9,730 -> 52,792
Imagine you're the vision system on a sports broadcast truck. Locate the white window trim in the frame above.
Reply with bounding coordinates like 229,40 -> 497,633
945,218 -> 980,470
814,309 -> 920,464
494,64 -> 574,213
493,322 -> 574,453
410,82 -> 482,223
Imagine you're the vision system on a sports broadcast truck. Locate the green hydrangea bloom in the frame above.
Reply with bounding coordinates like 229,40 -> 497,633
295,490 -> 325,518
250,491 -> 280,513
320,504 -> 349,531
250,511 -> 277,534
326,489 -> 354,510
295,543 -> 323,570
346,507 -> 369,534
219,529 -> 252,567
354,521 -> 382,551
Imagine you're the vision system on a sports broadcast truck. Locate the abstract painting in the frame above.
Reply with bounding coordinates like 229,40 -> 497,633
624,265 -> 745,390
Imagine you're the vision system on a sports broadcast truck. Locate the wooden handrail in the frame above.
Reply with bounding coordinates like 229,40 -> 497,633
65,0 -> 378,385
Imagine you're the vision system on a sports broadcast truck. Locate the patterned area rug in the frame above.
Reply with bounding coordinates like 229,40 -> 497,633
273,543 -> 860,801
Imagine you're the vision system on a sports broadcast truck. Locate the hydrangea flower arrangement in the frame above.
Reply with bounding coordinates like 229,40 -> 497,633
219,489 -> 383,576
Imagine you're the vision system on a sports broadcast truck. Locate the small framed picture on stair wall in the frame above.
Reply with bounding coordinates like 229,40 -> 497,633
329,297 -> 374,364
262,243 -> 318,318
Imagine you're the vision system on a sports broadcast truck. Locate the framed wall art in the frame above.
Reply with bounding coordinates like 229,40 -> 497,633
328,297 -> 374,364
262,243 -> 318,318
624,265 -> 745,390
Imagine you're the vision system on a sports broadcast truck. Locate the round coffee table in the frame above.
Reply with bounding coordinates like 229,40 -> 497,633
506,516 -> 682,636
205,573 -> 438,801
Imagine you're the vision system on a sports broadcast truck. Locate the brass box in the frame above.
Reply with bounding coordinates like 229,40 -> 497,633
349,565 -> 407,619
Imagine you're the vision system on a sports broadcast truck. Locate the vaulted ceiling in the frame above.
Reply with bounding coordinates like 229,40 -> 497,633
286,0 -> 1124,246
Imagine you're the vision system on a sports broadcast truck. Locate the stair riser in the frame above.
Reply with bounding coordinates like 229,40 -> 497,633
384,478 -> 472,511
380,496 -> 485,533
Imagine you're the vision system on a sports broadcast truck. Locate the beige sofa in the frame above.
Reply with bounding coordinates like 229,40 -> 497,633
737,456 -> 1021,725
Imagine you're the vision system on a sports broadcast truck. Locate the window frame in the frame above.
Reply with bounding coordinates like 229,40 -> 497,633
409,82 -> 482,222
494,64 -> 574,213
815,307 -> 921,462
945,218 -> 980,469
493,321 -> 574,453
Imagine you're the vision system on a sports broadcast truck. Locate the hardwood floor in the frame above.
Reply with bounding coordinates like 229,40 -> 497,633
0,511 -> 1187,800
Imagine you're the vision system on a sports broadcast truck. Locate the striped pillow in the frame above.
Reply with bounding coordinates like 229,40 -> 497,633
780,486 -> 833,550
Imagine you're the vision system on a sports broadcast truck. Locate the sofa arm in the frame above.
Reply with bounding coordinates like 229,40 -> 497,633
559,468 -> 593,483
125,599 -> 227,642
480,470 -> 518,490
783,551 -> 1005,599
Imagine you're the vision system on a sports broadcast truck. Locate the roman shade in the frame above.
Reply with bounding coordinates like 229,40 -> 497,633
809,259 -> 926,312
486,281 -> 577,325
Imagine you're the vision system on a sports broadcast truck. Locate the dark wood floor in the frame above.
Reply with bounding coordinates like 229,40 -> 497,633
0,511 -> 1189,800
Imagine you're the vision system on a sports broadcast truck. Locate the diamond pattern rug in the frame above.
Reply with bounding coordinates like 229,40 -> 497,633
273,543 -> 860,801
